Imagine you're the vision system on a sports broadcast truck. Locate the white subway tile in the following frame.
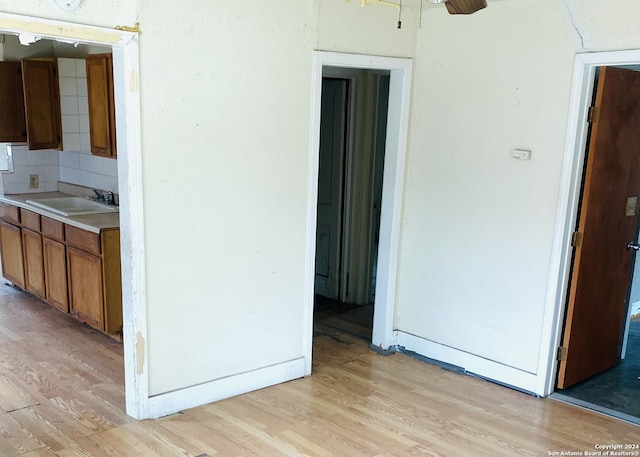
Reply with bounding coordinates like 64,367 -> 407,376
62,133 -> 81,152
57,58 -> 77,78
6,167 -> 27,185
59,77 -> 78,97
80,134 -> 91,153
11,148 -> 27,167
103,158 -> 118,177
77,96 -> 89,115
58,166 -> 75,183
44,165 -> 60,182
79,154 -> 97,173
75,59 -> 86,78
4,183 -> 22,194
43,181 -> 58,192
60,96 -> 79,116
77,78 -> 88,97
78,115 -> 90,134
62,115 -> 80,134
59,151 -> 80,169
26,151 -> 45,166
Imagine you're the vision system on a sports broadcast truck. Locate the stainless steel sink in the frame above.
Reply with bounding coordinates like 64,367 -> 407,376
26,196 -> 119,216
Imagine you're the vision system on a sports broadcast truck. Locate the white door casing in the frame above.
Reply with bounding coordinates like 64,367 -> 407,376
305,51 -> 413,371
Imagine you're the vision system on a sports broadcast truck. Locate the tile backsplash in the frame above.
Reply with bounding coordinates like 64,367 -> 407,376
0,57 -> 118,195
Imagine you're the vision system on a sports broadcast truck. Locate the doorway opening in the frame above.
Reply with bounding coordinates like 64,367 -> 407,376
0,15 -> 146,419
303,52 -> 412,373
314,69 -> 390,342
552,63 -> 640,425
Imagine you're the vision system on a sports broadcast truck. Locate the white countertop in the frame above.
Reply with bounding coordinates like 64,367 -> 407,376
0,192 -> 120,234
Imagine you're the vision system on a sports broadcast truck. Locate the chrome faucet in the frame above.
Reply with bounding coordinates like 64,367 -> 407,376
92,189 -> 105,202
92,189 -> 116,205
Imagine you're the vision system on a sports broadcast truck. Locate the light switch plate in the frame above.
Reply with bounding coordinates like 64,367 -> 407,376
512,149 -> 532,160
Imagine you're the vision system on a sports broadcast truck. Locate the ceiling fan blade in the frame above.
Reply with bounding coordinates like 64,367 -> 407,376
445,0 -> 487,14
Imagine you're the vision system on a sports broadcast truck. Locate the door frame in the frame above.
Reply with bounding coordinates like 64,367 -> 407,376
541,49 -> 640,396
304,51 -> 412,370
0,12 -> 148,418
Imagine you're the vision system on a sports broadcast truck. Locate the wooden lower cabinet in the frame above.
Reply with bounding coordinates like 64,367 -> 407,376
66,227 -> 122,335
43,237 -> 68,312
22,227 -> 46,300
68,246 -> 104,330
0,202 -> 121,339
0,220 -> 25,289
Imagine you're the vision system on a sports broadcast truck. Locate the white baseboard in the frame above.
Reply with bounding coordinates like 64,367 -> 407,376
145,357 -> 307,419
396,331 -> 542,396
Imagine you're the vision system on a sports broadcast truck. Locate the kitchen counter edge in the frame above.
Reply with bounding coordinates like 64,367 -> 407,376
0,192 -> 120,234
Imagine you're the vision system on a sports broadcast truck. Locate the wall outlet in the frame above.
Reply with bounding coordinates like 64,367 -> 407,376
28,174 -> 39,189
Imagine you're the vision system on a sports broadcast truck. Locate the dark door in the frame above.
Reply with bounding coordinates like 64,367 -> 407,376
558,67 -> 640,388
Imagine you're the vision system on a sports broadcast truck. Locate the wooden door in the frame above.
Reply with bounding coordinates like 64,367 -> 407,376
315,78 -> 348,299
557,67 -> 640,389
22,59 -> 62,150
86,54 -> 116,157
22,228 -> 46,300
68,246 -> 104,331
0,62 -> 27,142
43,237 -> 68,312
0,220 -> 25,289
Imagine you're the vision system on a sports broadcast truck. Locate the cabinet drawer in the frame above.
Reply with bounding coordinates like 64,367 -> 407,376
41,217 -> 64,241
65,225 -> 100,255
21,209 -> 40,232
0,202 -> 19,225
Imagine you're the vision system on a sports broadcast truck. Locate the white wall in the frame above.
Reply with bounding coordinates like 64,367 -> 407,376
138,0 -> 317,396
396,0 -> 640,391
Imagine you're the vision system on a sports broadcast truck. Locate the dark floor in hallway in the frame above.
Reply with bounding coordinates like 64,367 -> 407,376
313,294 -> 373,342
555,318 -> 640,423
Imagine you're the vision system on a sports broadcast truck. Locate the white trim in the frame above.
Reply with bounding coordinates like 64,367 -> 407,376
0,14 -> 148,419
374,63 -> 412,349
305,51 -> 412,370
113,42 -> 148,419
0,12 -> 135,45
540,49 -> 640,397
146,358 -> 307,419
397,332 -> 540,394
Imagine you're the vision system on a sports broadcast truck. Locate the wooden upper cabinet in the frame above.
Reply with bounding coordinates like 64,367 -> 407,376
0,62 -> 27,143
21,58 -> 62,150
86,54 -> 116,158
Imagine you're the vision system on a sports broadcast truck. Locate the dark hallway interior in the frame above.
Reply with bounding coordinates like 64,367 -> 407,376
313,294 -> 373,342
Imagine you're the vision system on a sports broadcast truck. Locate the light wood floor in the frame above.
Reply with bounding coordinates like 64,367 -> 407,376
1,285 -> 639,457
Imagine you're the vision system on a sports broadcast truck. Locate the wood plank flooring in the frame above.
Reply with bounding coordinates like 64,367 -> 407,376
0,284 -> 638,456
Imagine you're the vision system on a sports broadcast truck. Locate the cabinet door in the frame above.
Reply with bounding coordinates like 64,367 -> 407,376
0,62 -> 27,142
68,246 -> 104,330
0,220 -> 25,289
22,228 -> 46,300
43,237 -> 68,312
86,54 -> 116,158
22,59 -> 62,150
